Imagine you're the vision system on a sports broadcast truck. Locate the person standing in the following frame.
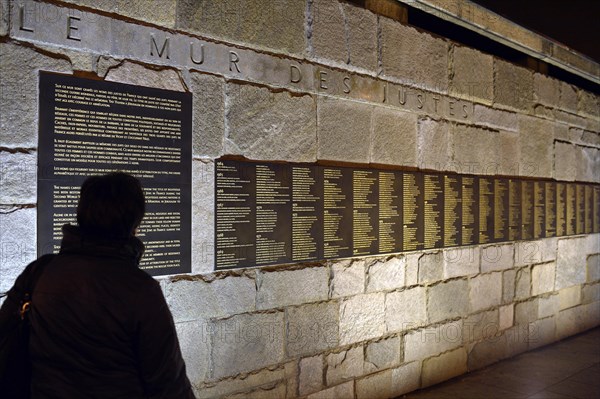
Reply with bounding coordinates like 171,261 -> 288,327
0,172 -> 195,398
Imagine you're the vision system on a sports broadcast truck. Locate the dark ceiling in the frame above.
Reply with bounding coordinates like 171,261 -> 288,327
471,0 -> 600,63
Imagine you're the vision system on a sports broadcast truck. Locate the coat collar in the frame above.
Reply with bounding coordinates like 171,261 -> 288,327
59,224 -> 145,265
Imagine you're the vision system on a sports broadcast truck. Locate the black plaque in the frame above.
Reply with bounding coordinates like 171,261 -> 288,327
378,171 -> 403,254
291,165 -> 322,262
508,179 -> 521,241
566,184 -> 577,235
461,176 -> 479,246
215,160 -> 256,269
255,163 -> 292,265
494,178 -> 509,242
38,72 -> 192,276
352,170 -> 379,256
521,180 -> 534,240
322,167 -> 353,259
584,185 -> 593,234
576,184 -> 585,235
594,186 -> 600,234
403,172 -> 424,251
545,182 -> 557,237
556,183 -> 567,236
479,177 -> 494,244
533,181 -> 545,239
444,174 -> 462,247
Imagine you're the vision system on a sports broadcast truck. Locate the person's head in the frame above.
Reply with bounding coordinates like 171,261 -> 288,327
77,172 -> 145,239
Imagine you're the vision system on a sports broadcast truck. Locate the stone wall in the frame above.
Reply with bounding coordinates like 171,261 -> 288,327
1,1 -> 599,398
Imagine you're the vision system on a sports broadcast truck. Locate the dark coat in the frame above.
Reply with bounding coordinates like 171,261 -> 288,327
1,225 -> 195,399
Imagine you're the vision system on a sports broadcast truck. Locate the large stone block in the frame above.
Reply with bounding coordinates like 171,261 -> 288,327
498,304 -> 514,330
286,302 -> 339,358
556,303 -> 597,339
166,274 -> 256,322
176,0 -> 305,55
317,97 -> 372,163
366,256 -> 405,292
463,309 -> 500,344
355,369 -> 393,399
427,279 -> 470,323
582,283 -> 600,304
225,83 -> 317,162
468,325 -> 528,371
588,254 -> 600,283
480,243 -> 514,272
494,59 -> 533,112
514,238 -> 558,267
326,346 -> 365,386
558,286 -> 581,310
558,81 -> 579,113
538,294 -> 559,318
518,115 -> 554,178
330,259 -> 366,298
210,311 -> 285,379
63,0 -> 176,26
556,237 -> 587,290
189,73 -> 224,158
418,251 -> 443,284
391,361 -> 421,397
514,299 -> 538,326
553,142 -> 577,181
404,320 -> 463,362
195,366 -> 285,399
380,17 -> 449,91
585,234 -> 600,255
515,267 -> 531,300
257,267 -> 329,310
422,348 -> 467,388
175,320 -> 211,384
469,272 -> 502,312
365,336 -> 401,372
578,89 -> 600,117
405,253 -> 420,286
0,152 -> 36,204
0,43 -> 71,147
105,61 -> 185,91
0,0 -> 7,36
417,118 -> 450,171
310,0 -> 346,63
473,105 -> 518,132
191,161 -> 214,274
299,355 -> 324,396
528,317 -> 557,350
307,381 -> 353,399
450,45 -> 493,103
443,247 -> 480,279
531,262 -> 555,296
450,124 -> 510,176
502,269 -> 516,304
578,147 -> 600,183
343,3 -> 378,71
0,208 -> 37,293
386,286 -> 427,331
371,107 -> 418,167
226,383 -> 286,399
533,73 -> 560,107
339,292 -> 386,345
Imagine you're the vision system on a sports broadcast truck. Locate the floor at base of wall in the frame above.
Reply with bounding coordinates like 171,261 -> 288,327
398,326 -> 600,399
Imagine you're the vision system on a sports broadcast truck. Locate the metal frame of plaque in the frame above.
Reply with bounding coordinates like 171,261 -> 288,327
38,72 -> 192,276
215,159 -> 600,271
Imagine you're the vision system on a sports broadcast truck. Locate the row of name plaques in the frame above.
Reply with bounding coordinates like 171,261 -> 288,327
215,160 -> 600,270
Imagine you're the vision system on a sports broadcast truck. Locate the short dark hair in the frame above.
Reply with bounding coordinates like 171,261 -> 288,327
77,172 -> 145,239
